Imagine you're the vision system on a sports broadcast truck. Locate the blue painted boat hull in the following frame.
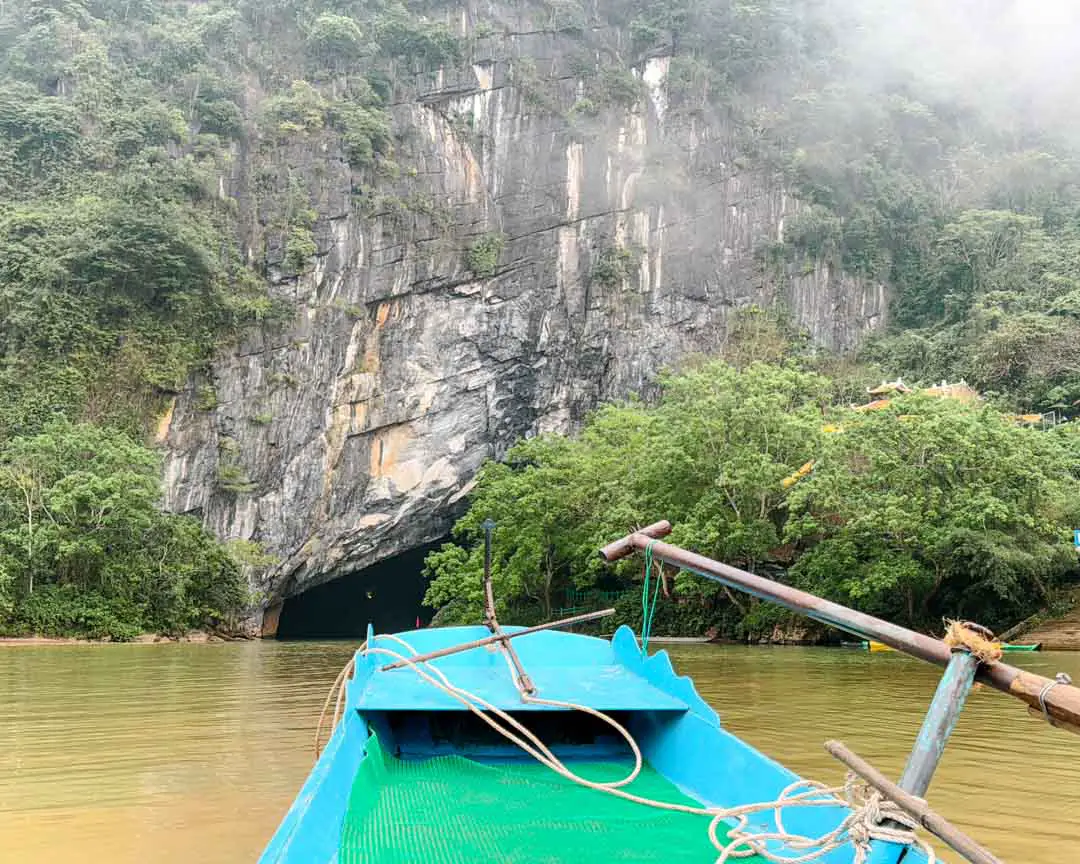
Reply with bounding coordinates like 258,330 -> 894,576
260,625 -> 929,864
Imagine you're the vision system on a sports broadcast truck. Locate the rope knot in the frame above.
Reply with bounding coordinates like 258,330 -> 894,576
1038,671 -> 1073,722
944,619 -> 1001,663
710,776 -> 934,864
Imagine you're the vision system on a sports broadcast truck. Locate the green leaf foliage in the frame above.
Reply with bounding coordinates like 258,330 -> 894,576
0,420 -> 250,638
786,396 -> 1080,631
428,364 -> 1080,637
425,362 -> 832,635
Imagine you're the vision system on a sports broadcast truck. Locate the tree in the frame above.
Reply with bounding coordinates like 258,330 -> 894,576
429,363 -> 1080,638
306,13 -> 365,75
785,395 -> 1080,629
424,362 -> 831,631
0,420 -> 249,638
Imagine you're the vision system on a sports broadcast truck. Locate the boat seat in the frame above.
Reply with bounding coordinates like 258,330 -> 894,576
353,663 -> 690,712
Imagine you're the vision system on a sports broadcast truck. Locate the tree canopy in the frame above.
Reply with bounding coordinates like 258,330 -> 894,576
0,420 -> 249,639
426,362 -> 1080,637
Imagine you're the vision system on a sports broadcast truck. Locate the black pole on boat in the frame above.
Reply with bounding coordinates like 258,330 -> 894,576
482,518 -> 496,628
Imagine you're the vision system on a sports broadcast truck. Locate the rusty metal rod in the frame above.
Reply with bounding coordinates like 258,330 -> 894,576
379,608 -> 616,671
599,520 -> 672,561
600,528 -> 1080,733
825,741 -> 1005,864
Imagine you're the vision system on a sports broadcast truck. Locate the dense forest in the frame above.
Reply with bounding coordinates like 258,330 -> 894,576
0,0 -> 460,635
425,319 -> 1080,637
3,0 -> 1080,636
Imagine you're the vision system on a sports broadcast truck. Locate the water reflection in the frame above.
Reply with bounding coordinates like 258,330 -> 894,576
1,641 -> 1076,862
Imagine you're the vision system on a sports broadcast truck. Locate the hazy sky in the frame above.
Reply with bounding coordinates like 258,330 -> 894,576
838,0 -> 1080,137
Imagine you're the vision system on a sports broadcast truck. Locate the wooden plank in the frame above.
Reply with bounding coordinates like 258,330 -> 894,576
825,740 -> 1005,864
378,608 -> 616,671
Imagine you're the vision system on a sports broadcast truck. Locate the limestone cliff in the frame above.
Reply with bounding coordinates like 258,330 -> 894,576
160,4 -> 885,626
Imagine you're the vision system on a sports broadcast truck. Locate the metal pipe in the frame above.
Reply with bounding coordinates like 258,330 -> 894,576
825,741 -> 1004,864
598,520 -> 672,562
600,529 -> 1080,733
379,608 -> 616,671
898,650 -> 980,796
864,649 -> 982,864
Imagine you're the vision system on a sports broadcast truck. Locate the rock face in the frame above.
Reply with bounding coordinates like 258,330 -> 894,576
161,8 -> 886,624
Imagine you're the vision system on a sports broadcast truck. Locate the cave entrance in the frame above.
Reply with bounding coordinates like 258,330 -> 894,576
275,540 -> 444,639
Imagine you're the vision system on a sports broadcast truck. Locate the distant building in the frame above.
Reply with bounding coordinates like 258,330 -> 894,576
866,379 -> 912,397
923,380 -> 979,403
856,378 -> 980,412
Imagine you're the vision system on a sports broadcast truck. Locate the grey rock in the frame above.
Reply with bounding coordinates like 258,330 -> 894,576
161,18 -> 884,626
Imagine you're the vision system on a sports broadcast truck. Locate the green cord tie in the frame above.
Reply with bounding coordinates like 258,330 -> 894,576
640,540 -> 662,655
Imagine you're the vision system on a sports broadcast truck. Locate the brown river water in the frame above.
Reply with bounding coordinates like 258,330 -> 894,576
1,640 -> 1077,862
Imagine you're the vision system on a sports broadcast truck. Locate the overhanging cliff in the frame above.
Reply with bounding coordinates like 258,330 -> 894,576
159,3 -> 885,621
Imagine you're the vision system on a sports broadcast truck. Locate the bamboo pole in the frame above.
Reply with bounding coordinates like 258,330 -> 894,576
481,519 -> 536,694
825,741 -> 1005,864
378,608 -> 616,671
599,525 -> 1080,733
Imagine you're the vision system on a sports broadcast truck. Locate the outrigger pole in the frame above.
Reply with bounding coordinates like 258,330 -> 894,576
603,520 -> 1072,864
600,520 -> 1080,734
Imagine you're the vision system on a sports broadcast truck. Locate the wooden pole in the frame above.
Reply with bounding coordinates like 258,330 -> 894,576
825,740 -> 1005,864
378,608 -> 616,671
480,518 -> 536,694
600,526 -> 1080,733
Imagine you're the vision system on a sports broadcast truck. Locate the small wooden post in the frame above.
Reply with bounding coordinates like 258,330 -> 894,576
826,741 -> 1004,864
479,518 -> 536,695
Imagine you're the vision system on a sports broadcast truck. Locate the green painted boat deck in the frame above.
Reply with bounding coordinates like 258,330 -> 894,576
339,736 -> 765,863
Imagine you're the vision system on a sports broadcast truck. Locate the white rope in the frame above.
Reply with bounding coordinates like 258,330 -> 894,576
1038,672 -> 1072,722
314,647 -> 359,759
320,634 -> 937,863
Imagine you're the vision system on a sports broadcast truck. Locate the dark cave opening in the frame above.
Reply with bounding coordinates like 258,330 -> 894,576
275,540 -> 445,639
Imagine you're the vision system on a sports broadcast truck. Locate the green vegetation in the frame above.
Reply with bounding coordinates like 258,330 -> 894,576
0,421 -> 248,639
466,233 -> 505,278
8,0 -> 1080,640
591,245 -> 636,288
426,361 -> 1080,636
0,0 -> 464,635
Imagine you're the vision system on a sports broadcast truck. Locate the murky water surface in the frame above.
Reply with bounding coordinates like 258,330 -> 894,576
1,641 -> 1077,862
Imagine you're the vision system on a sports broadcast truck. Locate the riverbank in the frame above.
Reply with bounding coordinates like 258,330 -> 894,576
0,631 -> 244,645
1010,589 -> 1080,650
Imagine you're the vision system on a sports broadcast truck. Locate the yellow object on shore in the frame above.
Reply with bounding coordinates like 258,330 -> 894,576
868,641 -> 895,653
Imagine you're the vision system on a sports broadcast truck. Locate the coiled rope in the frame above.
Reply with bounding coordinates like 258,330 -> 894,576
315,634 -> 936,863
1038,672 -> 1073,721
